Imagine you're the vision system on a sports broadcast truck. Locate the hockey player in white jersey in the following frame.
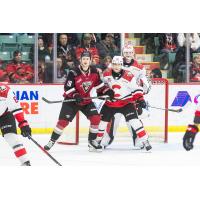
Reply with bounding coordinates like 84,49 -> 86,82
0,83 -> 31,166
96,56 -> 152,151
183,100 -> 200,151
102,45 -> 151,148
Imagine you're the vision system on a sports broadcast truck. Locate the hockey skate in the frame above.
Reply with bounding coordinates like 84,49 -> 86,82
21,161 -> 31,166
44,140 -> 55,151
142,140 -> 152,151
133,137 -> 145,150
100,132 -> 114,149
88,139 -> 103,152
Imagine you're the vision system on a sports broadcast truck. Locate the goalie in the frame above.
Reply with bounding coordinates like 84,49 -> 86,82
183,101 -> 200,151
96,56 -> 152,151
102,45 -> 151,148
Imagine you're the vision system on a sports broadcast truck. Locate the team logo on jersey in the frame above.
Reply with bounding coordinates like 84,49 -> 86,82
82,81 -> 92,93
0,85 -> 6,91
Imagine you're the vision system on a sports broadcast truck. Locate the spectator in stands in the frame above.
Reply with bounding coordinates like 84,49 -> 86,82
95,55 -> 112,74
57,57 -> 69,83
47,43 -> 53,61
172,33 -> 200,82
141,33 -> 156,54
43,61 -> 53,83
0,69 -> 10,82
150,68 -> 162,78
101,55 -> 112,71
5,50 -> 34,83
66,33 -> 80,48
190,53 -> 200,82
96,33 -> 119,62
75,33 -> 99,64
157,33 -> 178,69
178,33 -> 200,52
38,36 -> 50,62
57,33 -> 76,59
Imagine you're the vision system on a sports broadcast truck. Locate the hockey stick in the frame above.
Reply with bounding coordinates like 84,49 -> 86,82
146,103 -> 183,113
27,135 -> 62,166
42,95 -> 109,104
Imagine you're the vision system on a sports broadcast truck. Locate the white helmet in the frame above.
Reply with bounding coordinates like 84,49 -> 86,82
112,56 -> 123,65
122,44 -> 134,54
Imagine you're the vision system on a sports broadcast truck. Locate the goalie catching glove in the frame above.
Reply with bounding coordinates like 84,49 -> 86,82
18,120 -> 32,137
137,98 -> 147,109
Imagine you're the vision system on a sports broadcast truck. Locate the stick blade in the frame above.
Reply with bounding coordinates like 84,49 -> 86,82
42,97 -> 51,103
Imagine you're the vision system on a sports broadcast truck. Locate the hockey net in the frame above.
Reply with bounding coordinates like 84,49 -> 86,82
58,78 -> 168,145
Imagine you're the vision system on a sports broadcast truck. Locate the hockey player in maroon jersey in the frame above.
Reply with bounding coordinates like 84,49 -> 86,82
44,51 -> 113,152
102,45 -> 151,148
0,83 -> 31,166
96,56 -> 152,151
183,102 -> 200,151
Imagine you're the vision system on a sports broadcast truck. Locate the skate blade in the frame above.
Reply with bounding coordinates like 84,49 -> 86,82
88,146 -> 103,153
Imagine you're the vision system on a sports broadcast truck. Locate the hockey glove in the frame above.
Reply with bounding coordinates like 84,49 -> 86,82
19,120 -> 32,137
183,124 -> 199,151
104,89 -> 115,101
73,93 -> 83,104
137,99 -> 147,109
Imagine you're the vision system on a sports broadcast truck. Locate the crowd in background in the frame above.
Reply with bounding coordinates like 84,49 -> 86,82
0,33 -> 200,84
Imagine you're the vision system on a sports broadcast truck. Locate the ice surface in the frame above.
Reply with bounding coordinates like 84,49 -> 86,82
1,133 -> 200,166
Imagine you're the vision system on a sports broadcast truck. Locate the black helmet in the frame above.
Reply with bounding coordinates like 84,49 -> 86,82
81,51 -> 91,59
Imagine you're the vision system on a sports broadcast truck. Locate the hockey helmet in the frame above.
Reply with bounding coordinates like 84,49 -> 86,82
112,56 -> 123,65
81,51 -> 91,59
122,44 -> 134,54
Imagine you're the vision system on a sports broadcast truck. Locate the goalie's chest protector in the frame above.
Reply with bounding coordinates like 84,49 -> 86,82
103,69 -> 134,99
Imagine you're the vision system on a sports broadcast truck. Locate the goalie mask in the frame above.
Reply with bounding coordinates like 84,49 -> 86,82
123,45 -> 135,63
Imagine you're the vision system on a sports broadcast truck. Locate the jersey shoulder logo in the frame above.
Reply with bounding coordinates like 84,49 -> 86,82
82,81 -> 92,93
67,80 -> 72,87
0,85 -> 7,91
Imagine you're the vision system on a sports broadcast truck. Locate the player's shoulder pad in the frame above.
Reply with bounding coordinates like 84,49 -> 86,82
103,68 -> 112,77
122,70 -> 134,82
132,60 -> 144,70
0,83 -> 10,98
69,67 -> 79,76
90,66 -> 98,74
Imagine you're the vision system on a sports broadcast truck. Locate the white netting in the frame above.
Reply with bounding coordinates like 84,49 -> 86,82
143,78 -> 168,142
